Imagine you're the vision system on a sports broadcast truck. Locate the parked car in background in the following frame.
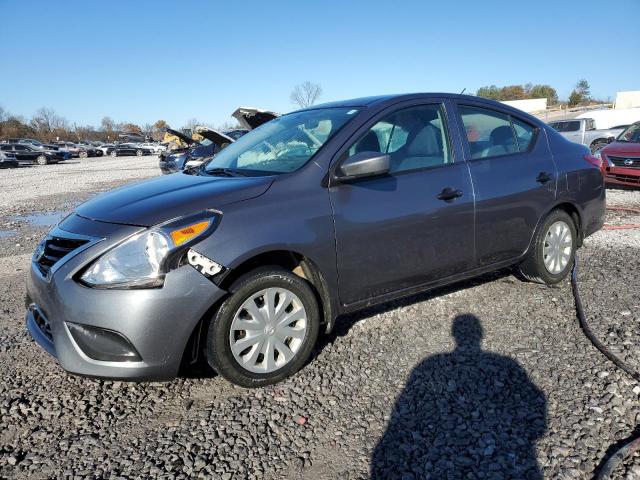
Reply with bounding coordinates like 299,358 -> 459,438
109,143 -> 153,157
158,109 -> 276,175
98,143 -> 115,155
0,150 -> 19,168
6,138 -> 62,151
137,142 -> 166,154
25,93 -> 604,387
158,128 -> 198,166
548,118 -> 625,153
0,143 -> 70,165
232,107 -> 279,130
598,122 -> 640,188
77,142 -> 104,157
52,142 -> 85,158
160,128 -> 246,174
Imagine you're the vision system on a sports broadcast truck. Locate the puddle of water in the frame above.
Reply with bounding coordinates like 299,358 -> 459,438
13,212 -> 67,227
0,230 -> 17,238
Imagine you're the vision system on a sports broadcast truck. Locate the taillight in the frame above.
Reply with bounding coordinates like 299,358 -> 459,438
583,154 -> 602,169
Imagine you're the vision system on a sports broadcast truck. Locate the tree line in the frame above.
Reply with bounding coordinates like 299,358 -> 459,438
0,81 -> 324,143
476,79 -> 597,107
0,78 -> 601,142
0,106 -> 173,143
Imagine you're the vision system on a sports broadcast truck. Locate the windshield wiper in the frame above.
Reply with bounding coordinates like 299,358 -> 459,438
205,167 -> 249,177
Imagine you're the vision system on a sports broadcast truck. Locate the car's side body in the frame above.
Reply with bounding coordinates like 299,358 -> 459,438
0,143 -> 70,163
25,93 -> 605,381
110,144 -> 153,156
0,150 -> 19,168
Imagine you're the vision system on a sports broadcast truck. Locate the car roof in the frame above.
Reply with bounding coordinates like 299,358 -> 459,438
296,93 -> 546,126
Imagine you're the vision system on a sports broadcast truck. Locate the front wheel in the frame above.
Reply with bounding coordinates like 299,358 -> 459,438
110,151 -> 117,157
136,149 -> 143,156
206,268 -> 320,387
519,209 -> 577,284
79,151 -> 88,158
36,155 -> 48,166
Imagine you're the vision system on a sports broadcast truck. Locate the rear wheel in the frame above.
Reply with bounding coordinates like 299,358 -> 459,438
36,155 -> 48,166
79,151 -> 88,158
519,209 -> 577,284
206,267 -> 320,387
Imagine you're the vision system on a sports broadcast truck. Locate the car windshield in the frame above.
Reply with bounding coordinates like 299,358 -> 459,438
203,107 -> 358,175
617,123 -> 640,143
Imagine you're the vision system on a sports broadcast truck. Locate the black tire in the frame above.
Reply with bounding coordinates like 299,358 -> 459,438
36,155 -> 48,166
136,149 -> 143,156
518,209 -> 577,284
206,267 -> 320,388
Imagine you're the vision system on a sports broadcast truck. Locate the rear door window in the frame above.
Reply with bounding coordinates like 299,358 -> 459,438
459,105 -> 537,159
459,106 -> 517,159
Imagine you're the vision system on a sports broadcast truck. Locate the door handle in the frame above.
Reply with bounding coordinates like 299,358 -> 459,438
536,171 -> 553,184
437,187 -> 463,202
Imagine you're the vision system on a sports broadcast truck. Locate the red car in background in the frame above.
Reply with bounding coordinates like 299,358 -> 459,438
599,122 -> 640,188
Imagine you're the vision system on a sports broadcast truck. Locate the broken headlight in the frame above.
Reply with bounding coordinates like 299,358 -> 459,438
80,211 -> 220,289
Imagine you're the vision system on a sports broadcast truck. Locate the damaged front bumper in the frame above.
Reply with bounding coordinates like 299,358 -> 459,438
25,215 -> 227,381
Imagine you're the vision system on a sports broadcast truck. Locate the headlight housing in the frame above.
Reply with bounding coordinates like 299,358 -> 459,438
80,210 -> 220,289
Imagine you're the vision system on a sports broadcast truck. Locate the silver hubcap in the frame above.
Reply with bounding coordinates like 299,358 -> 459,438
543,221 -> 572,274
229,288 -> 307,374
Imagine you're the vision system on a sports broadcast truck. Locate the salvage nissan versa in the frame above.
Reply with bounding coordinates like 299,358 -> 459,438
26,93 -> 605,387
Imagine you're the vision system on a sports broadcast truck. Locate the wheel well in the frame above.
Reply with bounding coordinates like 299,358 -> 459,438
180,250 -> 333,372
589,138 -> 608,148
218,251 -> 331,327
554,202 -> 583,246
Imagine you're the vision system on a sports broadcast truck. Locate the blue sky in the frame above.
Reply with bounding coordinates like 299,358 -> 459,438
1,0 -> 638,129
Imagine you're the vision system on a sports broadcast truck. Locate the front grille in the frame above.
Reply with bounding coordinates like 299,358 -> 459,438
606,173 -> 640,185
35,236 -> 88,277
31,306 -> 53,341
608,156 -> 640,169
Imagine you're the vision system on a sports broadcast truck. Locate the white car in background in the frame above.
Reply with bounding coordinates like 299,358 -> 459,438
136,142 -> 166,154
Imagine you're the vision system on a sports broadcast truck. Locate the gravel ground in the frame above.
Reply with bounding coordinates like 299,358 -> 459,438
0,161 -> 639,479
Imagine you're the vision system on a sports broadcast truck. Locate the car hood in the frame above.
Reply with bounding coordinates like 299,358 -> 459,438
76,173 -> 275,226
232,107 -> 279,130
194,126 -> 235,147
602,142 -> 640,156
164,128 -> 199,146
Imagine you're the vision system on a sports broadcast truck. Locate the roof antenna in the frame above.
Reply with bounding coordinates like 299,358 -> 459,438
460,88 -> 466,94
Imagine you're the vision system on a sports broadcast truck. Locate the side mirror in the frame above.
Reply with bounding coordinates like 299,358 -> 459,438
607,136 -> 615,144
336,151 -> 390,181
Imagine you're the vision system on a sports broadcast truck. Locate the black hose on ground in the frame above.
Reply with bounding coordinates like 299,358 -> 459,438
571,255 -> 640,479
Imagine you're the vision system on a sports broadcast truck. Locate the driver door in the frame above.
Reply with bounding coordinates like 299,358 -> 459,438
329,101 -> 475,306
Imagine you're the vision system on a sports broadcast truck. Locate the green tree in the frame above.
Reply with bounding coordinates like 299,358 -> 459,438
576,79 -> 590,100
476,85 -> 500,100
528,84 -> 558,105
568,90 -> 582,107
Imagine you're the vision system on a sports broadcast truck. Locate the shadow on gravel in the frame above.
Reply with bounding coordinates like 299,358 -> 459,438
371,314 -> 547,480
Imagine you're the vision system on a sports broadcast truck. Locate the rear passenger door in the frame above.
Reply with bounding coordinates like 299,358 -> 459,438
330,100 -> 475,306
454,102 -> 557,266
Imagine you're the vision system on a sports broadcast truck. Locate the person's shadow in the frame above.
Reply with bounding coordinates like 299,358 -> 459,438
371,314 -> 547,479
